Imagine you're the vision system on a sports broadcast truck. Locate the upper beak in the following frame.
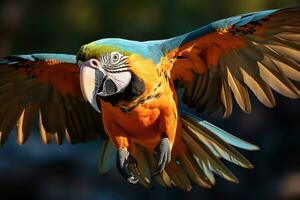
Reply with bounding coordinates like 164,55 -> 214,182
79,59 -> 104,113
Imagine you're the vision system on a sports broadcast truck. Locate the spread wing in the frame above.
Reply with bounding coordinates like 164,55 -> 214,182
166,7 -> 300,117
0,54 -> 105,145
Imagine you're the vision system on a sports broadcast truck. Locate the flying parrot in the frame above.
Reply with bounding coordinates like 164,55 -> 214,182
0,7 -> 299,191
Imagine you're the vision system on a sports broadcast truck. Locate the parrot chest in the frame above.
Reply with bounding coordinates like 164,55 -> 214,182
102,99 -> 162,134
100,57 -> 178,148
101,83 -> 176,136
120,105 -> 165,150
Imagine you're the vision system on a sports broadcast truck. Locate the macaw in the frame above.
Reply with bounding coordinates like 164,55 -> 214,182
0,7 -> 299,191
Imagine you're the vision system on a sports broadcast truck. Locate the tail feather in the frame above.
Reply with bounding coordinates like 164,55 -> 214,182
155,170 -> 172,188
130,143 -> 152,188
144,150 -> 172,188
165,160 -> 192,191
195,155 -> 216,185
178,153 -> 212,188
182,127 -> 239,183
181,115 -> 254,168
180,109 -> 259,150
98,139 -> 116,175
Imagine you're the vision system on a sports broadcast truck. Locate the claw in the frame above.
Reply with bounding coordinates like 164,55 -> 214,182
154,136 -> 171,176
117,147 -> 139,184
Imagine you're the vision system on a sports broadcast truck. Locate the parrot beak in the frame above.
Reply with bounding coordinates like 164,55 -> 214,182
79,59 -> 104,113
79,58 -> 132,112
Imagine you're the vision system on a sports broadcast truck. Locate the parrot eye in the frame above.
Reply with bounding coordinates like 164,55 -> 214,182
111,52 -> 121,64
100,51 -> 128,72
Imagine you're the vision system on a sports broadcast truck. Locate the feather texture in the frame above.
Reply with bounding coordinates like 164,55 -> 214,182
98,139 -> 116,174
130,143 -> 152,188
165,110 -> 258,188
0,54 -> 105,145
17,103 -> 38,145
167,7 -> 300,117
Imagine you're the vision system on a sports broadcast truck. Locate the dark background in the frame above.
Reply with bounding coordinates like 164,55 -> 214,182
0,0 -> 300,199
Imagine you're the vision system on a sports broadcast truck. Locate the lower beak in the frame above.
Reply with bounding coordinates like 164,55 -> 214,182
79,65 -> 104,113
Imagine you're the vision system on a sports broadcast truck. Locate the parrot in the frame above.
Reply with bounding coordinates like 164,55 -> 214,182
0,7 -> 299,191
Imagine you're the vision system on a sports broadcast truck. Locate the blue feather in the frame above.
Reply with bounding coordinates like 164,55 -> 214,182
87,8 -> 279,65
1,53 -> 76,64
234,9 -> 278,27
92,38 -> 164,64
154,8 -> 280,54
179,108 -> 259,151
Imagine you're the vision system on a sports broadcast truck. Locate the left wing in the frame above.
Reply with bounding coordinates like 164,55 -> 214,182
0,54 -> 105,145
163,7 -> 300,117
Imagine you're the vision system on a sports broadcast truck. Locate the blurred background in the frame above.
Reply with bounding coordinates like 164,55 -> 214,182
0,0 -> 300,199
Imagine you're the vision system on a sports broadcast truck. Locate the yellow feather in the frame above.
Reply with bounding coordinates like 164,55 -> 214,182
38,110 -> 52,144
178,153 -> 212,188
258,60 -> 299,98
220,79 -> 233,118
181,118 -> 253,168
131,144 -> 152,188
240,68 -> 276,107
223,64 -> 251,113
144,150 -> 171,188
182,128 -> 239,183
165,160 -> 192,191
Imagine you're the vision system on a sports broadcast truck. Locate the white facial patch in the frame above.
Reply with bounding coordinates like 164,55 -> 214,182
106,71 -> 132,93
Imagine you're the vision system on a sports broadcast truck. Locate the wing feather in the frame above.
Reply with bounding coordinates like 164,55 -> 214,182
220,78 -> 233,118
167,7 -> 300,117
0,54 -> 105,145
38,110 -> 52,144
17,103 -> 38,144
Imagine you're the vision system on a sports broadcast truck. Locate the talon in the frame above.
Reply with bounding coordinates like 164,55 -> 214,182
127,175 -> 139,184
117,147 -> 139,184
154,136 -> 171,175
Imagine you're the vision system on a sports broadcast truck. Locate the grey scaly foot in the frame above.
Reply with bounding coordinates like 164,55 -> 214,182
116,147 -> 139,184
154,135 -> 171,176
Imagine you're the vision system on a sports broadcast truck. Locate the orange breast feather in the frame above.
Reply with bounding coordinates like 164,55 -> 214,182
100,55 -> 178,150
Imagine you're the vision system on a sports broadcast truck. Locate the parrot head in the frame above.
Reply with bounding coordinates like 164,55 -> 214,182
77,38 -> 162,112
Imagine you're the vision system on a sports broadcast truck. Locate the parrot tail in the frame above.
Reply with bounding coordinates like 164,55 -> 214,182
167,109 -> 259,190
98,109 -> 259,190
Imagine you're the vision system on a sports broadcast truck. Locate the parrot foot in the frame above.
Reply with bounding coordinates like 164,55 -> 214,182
154,134 -> 171,176
116,147 -> 139,184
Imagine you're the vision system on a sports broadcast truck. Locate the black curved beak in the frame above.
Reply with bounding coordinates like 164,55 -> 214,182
98,78 -> 117,97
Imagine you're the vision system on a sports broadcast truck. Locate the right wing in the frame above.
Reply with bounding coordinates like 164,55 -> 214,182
0,53 -> 105,145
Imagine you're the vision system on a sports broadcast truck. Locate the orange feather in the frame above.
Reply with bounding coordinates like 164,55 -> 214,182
18,61 -> 81,96
100,54 -> 180,151
168,31 -> 248,82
